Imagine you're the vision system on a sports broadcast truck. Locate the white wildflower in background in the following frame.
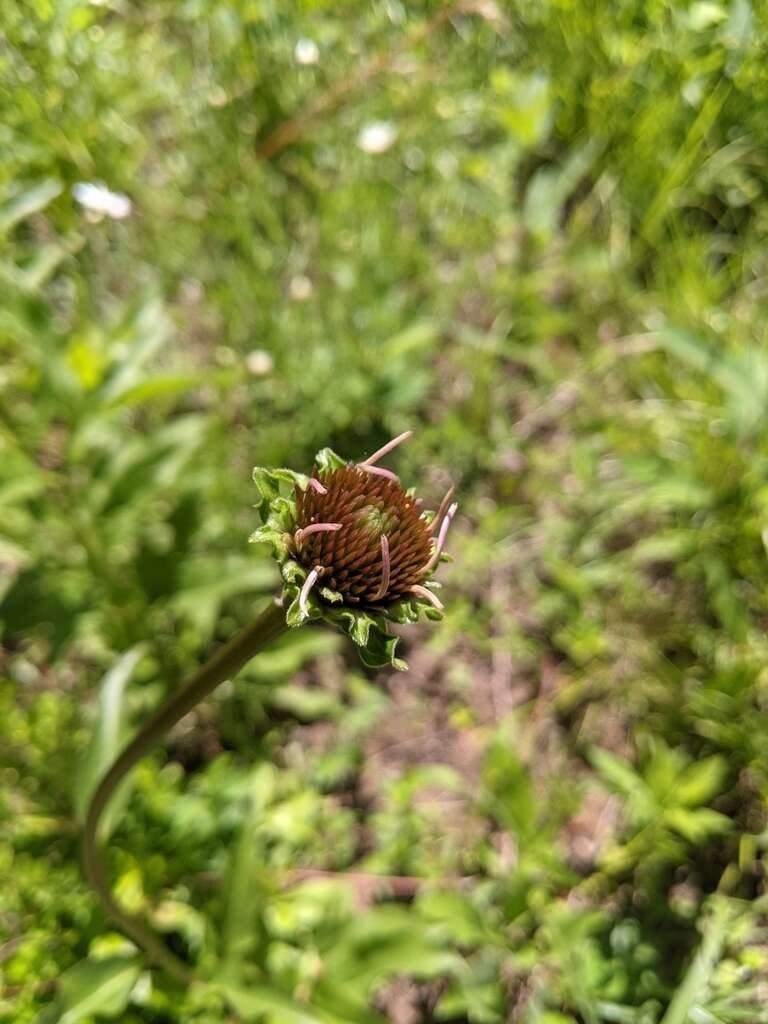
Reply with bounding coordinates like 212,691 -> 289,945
294,38 -> 319,65
288,274 -> 313,301
245,350 -> 274,376
357,121 -> 398,155
72,182 -> 132,220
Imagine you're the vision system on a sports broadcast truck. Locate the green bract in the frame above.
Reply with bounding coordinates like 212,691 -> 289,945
250,447 -> 447,670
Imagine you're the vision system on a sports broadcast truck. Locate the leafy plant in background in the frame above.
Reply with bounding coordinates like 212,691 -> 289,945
4,0 -> 768,1021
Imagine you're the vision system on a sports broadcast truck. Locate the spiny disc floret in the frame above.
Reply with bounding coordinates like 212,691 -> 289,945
292,464 -> 433,606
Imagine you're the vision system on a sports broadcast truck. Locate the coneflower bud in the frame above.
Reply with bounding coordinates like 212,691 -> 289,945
251,431 -> 456,668
291,465 -> 434,607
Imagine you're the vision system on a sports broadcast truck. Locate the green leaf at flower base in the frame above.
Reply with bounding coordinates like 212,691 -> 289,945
314,447 -> 347,473
285,591 -> 306,628
384,599 -> 421,625
281,559 -> 305,585
359,625 -> 406,671
343,610 -> 371,648
249,527 -> 290,563
251,466 -> 306,522
272,495 -> 298,524
326,608 -> 406,670
252,466 -> 312,502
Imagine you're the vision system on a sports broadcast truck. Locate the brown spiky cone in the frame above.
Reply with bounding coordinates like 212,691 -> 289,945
292,464 -> 433,605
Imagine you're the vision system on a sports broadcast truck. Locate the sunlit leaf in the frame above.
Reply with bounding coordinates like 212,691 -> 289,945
0,178 -> 62,235
55,955 -> 140,1024
74,645 -> 145,834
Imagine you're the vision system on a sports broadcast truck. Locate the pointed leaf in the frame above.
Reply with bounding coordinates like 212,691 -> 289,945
0,179 -> 63,235
218,982 -> 324,1024
56,955 -> 140,1024
675,755 -> 728,808
74,646 -> 145,834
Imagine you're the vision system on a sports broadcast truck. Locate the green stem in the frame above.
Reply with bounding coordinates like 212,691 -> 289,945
83,599 -> 289,986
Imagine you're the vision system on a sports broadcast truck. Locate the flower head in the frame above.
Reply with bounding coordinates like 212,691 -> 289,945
251,432 -> 456,669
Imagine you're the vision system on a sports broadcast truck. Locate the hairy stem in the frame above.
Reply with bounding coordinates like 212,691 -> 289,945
83,599 -> 288,985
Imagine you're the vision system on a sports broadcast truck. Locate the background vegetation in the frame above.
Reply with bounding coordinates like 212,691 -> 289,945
2,1 -> 768,1021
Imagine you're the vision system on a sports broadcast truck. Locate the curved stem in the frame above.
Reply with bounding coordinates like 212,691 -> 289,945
83,599 -> 288,985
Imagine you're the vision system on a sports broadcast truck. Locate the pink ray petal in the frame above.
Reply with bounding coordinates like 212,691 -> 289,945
430,485 -> 456,534
357,463 -> 399,483
372,535 -> 391,601
410,584 -> 444,612
299,566 -> 321,617
295,522 -> 342,546
307,478 -> 327,495
361,430 -> 413,467
423,502 -> 458,573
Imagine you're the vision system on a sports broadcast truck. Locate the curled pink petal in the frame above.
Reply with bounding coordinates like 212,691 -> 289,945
357,463 -> 399,483
361,430 -> 413,467
299,566 -> 321,617
307,478 -> 327,495
410,584 -> 444,611
295,522 -> 342,546
372,535 -> 391,601
430,486 -> 455,534
423,502 -> 458,573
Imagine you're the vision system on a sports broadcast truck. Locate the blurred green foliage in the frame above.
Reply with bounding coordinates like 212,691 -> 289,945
2,0 -> 768,1021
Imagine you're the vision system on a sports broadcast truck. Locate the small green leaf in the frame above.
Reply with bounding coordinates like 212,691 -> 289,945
589,747 -> 655,827
322,906 -> 461,991
664,807 -> 732,843
74,646 -> 145,834
589,748 -> 646,801
97,298 -> 173,403
218,982 -> 325,1023
252,466 -> 312,503
282,560 -> 305,584
220,769 -> 274,978
20,240 -> 75,292
347,613 -> 372,648
659,899 -> 737,1024
314,447 -> 347,473
267,684 -> 342,720
0,178 -> 63,235
285,592 -> 307,627
106,372 -> 222,408
357,625 -> 405,671
482,740 -> 537,841
56,955 -> 140,1024
674,755 -> 728,808
418,889 -> 502,946
249,525 -> 283,546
